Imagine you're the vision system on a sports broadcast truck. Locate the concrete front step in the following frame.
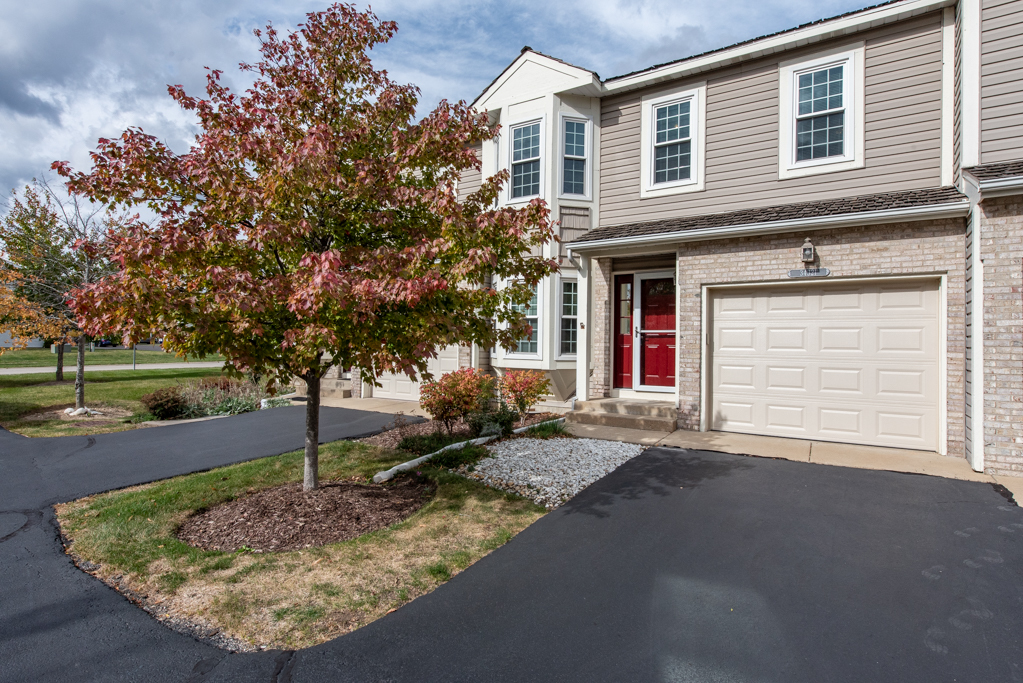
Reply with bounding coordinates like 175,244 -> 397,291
566,408 -> 677,432
573,398 -> 677,419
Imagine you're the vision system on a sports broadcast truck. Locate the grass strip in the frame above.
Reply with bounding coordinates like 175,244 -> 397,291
55,439 -> 545,650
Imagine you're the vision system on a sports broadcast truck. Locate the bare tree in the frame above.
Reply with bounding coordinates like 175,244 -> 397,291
0,177 -> 115,406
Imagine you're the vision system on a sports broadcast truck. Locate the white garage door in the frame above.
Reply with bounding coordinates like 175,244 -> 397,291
709,279 -> 940,451
372,345 -> 461,401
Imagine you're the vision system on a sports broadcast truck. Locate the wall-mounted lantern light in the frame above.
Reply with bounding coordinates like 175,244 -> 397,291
801,237 -> 815,264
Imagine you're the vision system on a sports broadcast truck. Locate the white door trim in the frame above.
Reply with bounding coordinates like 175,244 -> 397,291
633,270 -> 676,393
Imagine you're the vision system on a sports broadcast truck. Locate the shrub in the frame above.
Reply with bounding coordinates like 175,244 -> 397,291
140,387 -> 187,420
523,419 -> 570,439
467,404 -> 520,438
499,370 -> 551,418
179,377 -> 265,417
419,368 -> 496,433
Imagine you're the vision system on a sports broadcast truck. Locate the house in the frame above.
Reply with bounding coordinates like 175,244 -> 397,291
353,0 -> 1023,478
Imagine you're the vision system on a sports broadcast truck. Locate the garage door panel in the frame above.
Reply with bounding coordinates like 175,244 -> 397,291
710,280 -> 939,450
372,345 -> 460,401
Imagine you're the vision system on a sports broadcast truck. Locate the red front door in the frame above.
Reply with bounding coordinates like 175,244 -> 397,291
638,276 -> 676,387
613,275 -> 633,389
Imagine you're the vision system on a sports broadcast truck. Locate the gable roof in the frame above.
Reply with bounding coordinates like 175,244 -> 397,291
471,47 -> 599,108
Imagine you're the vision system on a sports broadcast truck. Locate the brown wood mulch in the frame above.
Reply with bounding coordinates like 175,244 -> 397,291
177,478 -> 434,552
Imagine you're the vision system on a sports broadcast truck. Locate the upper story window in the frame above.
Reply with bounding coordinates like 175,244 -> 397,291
796,65 -> 845,161
639,83 -> 706,198
778,44 -> 864,179
654,101 -> 691,183
562,119 -> 587,195
512,122 -> 541,199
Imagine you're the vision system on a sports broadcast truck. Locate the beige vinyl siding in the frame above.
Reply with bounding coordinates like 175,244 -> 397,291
457,144 -> 484,201
599,13 -> 944,227
981,0 -> 1023,163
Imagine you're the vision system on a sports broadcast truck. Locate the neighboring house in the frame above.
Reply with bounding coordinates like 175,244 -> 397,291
354,0 -> 1023,478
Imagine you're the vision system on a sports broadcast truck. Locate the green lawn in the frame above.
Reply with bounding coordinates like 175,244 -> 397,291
56,440 -> 545,649
0,347 -> 225,368
0,367 -> 226,437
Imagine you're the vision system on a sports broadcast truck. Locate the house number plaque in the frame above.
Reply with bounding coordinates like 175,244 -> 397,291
787,267 -> 831,278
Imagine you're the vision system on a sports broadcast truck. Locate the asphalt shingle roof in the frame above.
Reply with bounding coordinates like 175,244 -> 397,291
963,161 -> 1023,182
571,186 -> 968,245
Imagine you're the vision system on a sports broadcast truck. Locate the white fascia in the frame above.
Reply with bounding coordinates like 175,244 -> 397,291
567,201 -> 970,255
602,0 -> 955,95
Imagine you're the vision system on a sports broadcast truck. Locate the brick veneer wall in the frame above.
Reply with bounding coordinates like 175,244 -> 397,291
589,257 -> 613,398
979,196 -> 1023,475
672,218 -> 966,456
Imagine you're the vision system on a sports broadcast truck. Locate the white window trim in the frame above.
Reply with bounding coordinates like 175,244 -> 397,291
556,277 -> 578,359
503,279 -> 543,360
640,82 -> 706,199
506,116 -> 546,205
558,114 -> 592,201
778,43 -> 865,180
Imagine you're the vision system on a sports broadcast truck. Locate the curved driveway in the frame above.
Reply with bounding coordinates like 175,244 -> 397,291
2,412 -> 1022,682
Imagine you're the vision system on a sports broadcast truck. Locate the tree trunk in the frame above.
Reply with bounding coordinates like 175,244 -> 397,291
303,371 -> 321,491
75,335 -> 87,409
56,342 -> 64,382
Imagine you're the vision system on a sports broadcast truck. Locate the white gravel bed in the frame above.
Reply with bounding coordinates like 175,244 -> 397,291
458,437 -> 644,509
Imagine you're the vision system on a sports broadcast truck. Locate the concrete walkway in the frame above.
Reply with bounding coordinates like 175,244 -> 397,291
318,395 -> 431,418
0,361 -> 223,375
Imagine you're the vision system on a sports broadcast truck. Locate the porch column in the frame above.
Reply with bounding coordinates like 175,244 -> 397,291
576,253 -> 591,402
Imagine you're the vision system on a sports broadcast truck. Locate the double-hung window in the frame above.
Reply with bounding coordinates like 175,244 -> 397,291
654,101 -> 692,184
795,65 -> 845,161
511,123 -> 541,199
559,281 -> 578,356
511,283 -> 539,354
779,45 -> 863,178
562,120 -> 587,195
639,84 -> 705,197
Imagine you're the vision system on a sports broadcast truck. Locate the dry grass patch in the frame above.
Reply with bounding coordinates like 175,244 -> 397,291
55,440 -> 544,650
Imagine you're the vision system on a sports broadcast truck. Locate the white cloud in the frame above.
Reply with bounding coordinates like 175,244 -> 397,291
1,0 -> 873,193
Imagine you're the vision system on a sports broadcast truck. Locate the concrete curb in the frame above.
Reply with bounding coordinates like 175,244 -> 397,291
372,418 -> 567,483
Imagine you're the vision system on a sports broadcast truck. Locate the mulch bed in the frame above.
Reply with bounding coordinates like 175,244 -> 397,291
361,412 -> 560,450
177,477 -> 434,552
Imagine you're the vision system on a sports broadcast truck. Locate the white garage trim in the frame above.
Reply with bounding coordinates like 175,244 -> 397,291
700,274 -> 948,453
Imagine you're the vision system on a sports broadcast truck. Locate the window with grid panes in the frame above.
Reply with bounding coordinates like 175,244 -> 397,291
795,65 -> 845,161
560,281 -> 578,355
512,123 -> 541,198
563,120 -> 586,195
654,100 -> 691,184
511,284 -> 539,354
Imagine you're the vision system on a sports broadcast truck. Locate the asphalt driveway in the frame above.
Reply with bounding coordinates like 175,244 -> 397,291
2,421 -> 1021,681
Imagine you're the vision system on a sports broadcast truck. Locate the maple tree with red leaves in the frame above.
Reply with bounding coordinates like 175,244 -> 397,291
54,3 -> 557,490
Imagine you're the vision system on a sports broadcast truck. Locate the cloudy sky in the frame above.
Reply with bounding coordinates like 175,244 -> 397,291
1,0 -> 874,195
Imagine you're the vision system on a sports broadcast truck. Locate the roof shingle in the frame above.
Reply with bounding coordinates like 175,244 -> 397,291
963,161 -> 1023,182
571,186 -> 968,245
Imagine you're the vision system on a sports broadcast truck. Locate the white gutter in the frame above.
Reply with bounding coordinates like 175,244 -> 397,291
974,175 -> 1023,199
603,0 -> 954,94
567,200 -> 970,254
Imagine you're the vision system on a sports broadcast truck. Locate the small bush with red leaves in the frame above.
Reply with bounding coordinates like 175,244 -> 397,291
140,386 -> 187,420
499,369 -> 551,418
419,368 -> 496,433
